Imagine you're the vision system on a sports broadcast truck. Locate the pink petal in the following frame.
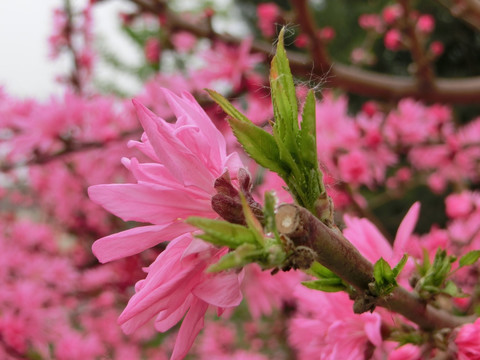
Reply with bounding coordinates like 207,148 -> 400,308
193,271 -> 243,307
154,295 -> 193,332
170,297 -> 209,360
132,99 -> 215,190
343,215 -> 393,263
163,88 -> 226,165
88,183 -> 213,224
363,313 -> 383,346
92,222 -> 193,263
393,202 -> 420,257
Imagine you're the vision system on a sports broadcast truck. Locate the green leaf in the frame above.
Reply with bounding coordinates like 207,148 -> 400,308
208,244 -> 264,272
186,217 -> 257,248
228,116 -> 286,176
263,191 -> 279,236
239,193 -> 265,246
392,254 -> 409,278
302,278 -> 346,292
460,250 -> 480,267
308,261 -> 338,279
374,257 -> 395,287
441,280 -> 467,297
270,27 -> 298,141
298,90 -> 318,166
205,89 -> 252,124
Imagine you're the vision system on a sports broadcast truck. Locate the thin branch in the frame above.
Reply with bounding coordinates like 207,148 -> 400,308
0,128 -> 142,172
435,0 -> 480,31
397,0 -> 436,92
151,2 -> 480,103
276,203 -> 475,331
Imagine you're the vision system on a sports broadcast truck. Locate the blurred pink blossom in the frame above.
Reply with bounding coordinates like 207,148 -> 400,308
257,3 -> 280,38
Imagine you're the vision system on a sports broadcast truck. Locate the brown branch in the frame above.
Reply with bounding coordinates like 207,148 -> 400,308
292,0 -> 331,71
435,0 -> 480,30
276,203 -> 474,331
156,2 -> 480,103
398,0 -> 436,92
0,128 -> 142,173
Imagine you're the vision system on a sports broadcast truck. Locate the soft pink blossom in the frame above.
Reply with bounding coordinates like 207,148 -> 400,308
145,37 -> 161,63
384,29 -> 402,51
382,5 -> 403,24
388,344 -> 422,360
89,89 -> 243,263
416,14 -> 435,34
119,234 -> 243,360
172,31 -> 197,53
446,192 -> 474,219
290,288 -> 384,359
343,202 -> 420,271
359,14 -> 384,33
454,318 -> 480,360
257,3 -> 280,38
318,26 -> 336,41
430,41 -> 444,56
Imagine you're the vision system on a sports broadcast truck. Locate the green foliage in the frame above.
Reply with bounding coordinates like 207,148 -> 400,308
372,254 -> 408,296
303,261 -> 346,292
187,193 -> 287,272
415,248 -> 463,298
186,217 -> 259,248
208,28 -> 328,220
459,250 -> 480,268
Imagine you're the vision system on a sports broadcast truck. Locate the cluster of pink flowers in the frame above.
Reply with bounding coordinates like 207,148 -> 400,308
48,3 -> 95,89
2,2 -> 480,359
353,4 -> 443,63
0,216 -> 173,359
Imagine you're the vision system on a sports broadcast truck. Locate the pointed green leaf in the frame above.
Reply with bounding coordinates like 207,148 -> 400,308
298,90 -> 317,166
302,278 -> 346,292
239,193 -> 265,246
308,261 -> 338,279
392,254 -> 409,278
205,89 -> 252,124
460,250 -> 480,267
208,244 -> 263,272
374,257 -> 395,287
300,90 -> 316,139
441,280 -> 468,297
263,191 -> 278,236
228,116 -> 286,176
186,217 -> 257,248
270,27 -> 298,135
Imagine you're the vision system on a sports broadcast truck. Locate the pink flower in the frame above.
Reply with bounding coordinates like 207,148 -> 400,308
88,89 -> 246,358
454,318 -> 480,360
388,344 -> 421,360
338,150 -> 371,187
290,288 -> 384,359
172,31 -> 197,53
242,264 -> 300,319
416,14 -> 435,34
446,192 -> 474,219
119,234 -> 243,360
359,14 -> 384,33
343,202 -> 420,266
384,29 -> 402,51
145,37 -> 161,64
382,5 -> 403,24
430,41 -> 444,57
362,101 -> 379,117
318,26 -> 336,41
257,3 -> 280,38
295,33 -> 309,48
89,89 -> 243,263
196,39 -> 264,91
